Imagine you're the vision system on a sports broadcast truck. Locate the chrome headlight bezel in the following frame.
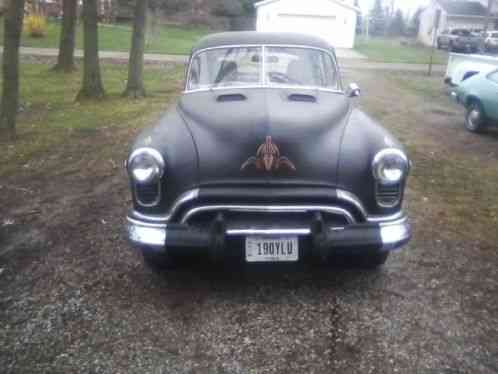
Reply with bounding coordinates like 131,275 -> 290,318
127,148 -> 165,185
372,148 -> 409,186
127,148 -> 165,207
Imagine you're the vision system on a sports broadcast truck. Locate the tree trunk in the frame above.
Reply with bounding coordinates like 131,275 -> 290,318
123,0 -> 148,99
77,0 -> 105,100
54,0 -> 78,72
0,0 -> 26,142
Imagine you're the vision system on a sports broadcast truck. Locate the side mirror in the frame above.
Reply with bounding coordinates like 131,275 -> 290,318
347,83 -> 361,98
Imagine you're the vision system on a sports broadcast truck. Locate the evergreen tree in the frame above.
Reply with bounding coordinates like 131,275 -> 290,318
370,0 -> 386,36
388,9 -> 406,36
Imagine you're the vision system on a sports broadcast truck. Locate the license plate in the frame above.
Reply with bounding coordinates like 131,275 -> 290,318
245,236 -> 298,262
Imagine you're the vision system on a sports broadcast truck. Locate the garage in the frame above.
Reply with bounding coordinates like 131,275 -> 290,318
255,0 -> 359,49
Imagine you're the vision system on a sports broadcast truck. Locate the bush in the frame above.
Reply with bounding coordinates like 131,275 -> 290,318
24,14 -> 48,38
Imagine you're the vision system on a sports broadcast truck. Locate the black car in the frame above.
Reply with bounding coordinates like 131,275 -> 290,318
126,32 -> 412,270
437,29 -> 482,53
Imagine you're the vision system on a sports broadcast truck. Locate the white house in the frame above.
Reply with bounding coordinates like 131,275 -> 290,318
255,0 -> 360,49
418,0 -> 498,46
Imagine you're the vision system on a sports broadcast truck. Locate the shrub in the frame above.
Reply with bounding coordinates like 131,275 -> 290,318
24,14 -> 48,38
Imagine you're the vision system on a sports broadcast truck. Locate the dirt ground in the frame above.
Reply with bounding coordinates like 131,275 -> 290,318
1,68 -> 497,374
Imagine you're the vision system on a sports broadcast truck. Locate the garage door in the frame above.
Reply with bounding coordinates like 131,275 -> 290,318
275,14 -> 341,47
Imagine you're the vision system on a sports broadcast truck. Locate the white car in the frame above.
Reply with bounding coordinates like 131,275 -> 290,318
445,52 -> 498,86
484,31 -> 498,51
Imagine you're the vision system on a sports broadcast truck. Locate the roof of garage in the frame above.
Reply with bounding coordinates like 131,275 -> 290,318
437,0 -> 487,16
254,0 -> 360,13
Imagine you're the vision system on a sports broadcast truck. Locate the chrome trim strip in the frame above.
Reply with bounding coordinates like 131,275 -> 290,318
185,85 -> 344,94
180,204 -> 356,224
184,44 -> 341,94
127,216 -> 167,228
130,188 -> 199,223
262,45 -> 267,85
367,211 -> 404,223
226,228 -> 311,236
336,189 -> 368,218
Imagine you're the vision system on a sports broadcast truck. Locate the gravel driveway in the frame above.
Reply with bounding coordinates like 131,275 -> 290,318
1,69 -> 497,374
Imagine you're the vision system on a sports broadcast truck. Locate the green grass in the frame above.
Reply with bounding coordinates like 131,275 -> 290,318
1,20 -> 210,55
0,63 -> 184,176
355,37 -> 449,64
362,71 -> 498,247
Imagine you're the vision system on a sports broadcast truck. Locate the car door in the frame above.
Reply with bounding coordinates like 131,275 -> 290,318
481,70 -> 498,121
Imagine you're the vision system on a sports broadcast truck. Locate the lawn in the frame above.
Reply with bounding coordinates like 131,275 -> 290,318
0,63 -> 185,177
0,19 -> 210,55
355,37 -> 449,64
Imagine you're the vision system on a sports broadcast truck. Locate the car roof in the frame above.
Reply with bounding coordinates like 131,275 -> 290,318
191,32 -> 335,54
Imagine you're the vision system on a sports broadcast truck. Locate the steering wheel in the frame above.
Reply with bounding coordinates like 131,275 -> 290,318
268,71 -> 301,85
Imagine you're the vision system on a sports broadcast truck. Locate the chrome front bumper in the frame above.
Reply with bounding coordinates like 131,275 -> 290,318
126,211 -> 411,254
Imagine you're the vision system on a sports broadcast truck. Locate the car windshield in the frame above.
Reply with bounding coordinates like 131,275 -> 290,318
187,46 -> 339,91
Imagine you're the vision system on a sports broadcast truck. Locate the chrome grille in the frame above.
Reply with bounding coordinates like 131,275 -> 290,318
375,183 -> 401,208
135,183 -> 160,207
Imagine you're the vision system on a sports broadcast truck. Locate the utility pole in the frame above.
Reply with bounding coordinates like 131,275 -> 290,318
484,0 -> 492,32
365,15 -> 370,39
428,9 -> 441,76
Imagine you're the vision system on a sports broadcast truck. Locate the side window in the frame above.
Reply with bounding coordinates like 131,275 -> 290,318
321,53 -> 338,88
487,70 -> 498,84
188,56 -> 201,90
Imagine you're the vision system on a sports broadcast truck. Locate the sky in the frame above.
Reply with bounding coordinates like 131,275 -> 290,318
357,0 -> 430,17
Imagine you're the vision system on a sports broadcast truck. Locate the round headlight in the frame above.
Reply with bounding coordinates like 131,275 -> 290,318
372,149 -> 409,185
128,148 -> 165,184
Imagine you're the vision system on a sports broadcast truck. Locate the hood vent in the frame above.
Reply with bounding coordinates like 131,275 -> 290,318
288,93 -> 317,103
217,93 -> 247,102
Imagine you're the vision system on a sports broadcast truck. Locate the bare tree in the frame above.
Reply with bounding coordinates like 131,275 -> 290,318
0,0 -> 26,141
77,0 -> 105,100
53,0 -> 78,72
123,0 -> 148,98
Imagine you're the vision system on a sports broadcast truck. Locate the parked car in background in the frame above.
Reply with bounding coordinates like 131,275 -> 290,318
484,30 -> 498,52
437,29 -> 483,53
444,52 -> 498,85
451,69 -> 498,132
125,32 -> 412,271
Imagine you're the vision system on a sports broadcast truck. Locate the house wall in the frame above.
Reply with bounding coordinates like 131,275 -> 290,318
256,0 -> 357,48
418,1 -> 445,46
446,16 -> 495,31
419,0 -> 497,46
477,0 -> 498,15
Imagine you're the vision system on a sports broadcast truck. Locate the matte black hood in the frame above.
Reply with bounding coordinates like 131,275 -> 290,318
178,88 -> 351,187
